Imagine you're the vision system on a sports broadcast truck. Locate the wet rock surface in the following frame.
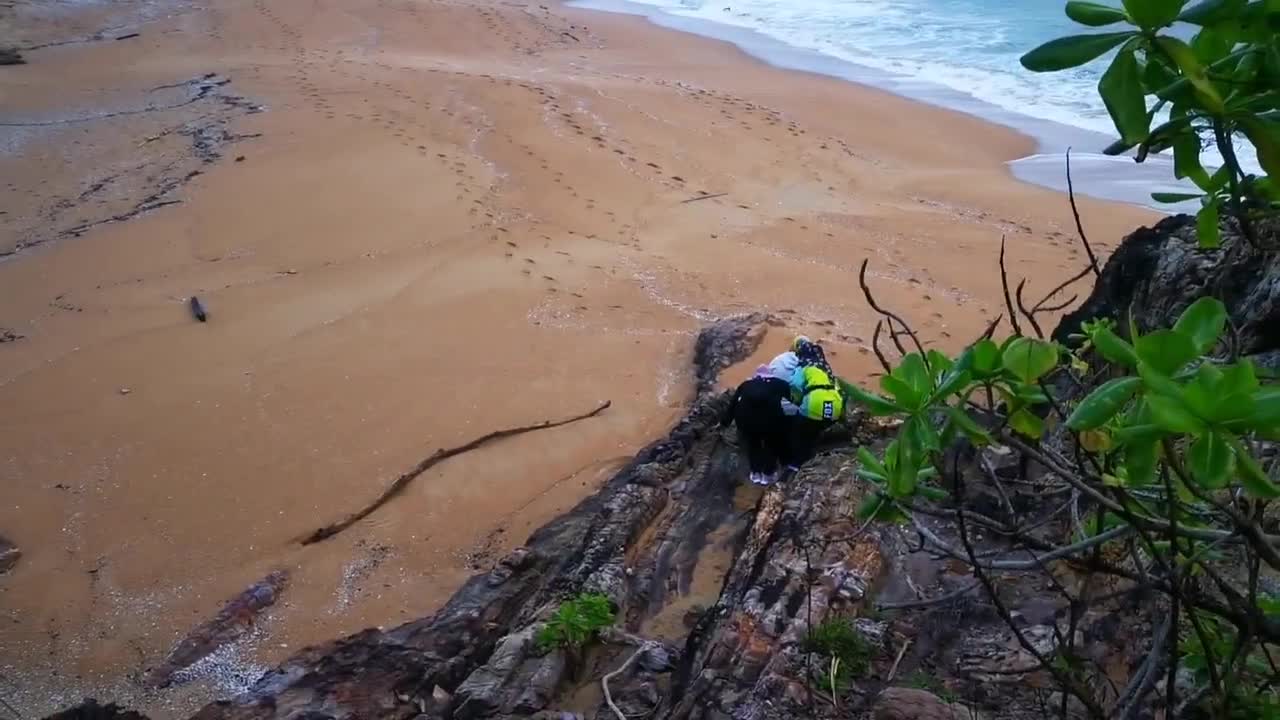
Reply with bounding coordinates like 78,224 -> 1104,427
0,534 -> 19,574
1056,214 -> 1280,357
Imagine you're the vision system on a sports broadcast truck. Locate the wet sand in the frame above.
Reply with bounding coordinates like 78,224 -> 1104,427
0,0 -> 1156,715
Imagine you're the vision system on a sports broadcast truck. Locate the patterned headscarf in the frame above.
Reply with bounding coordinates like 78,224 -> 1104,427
794,338 -> 834,377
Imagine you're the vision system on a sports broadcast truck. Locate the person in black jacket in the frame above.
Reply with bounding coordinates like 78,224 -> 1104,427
722,367 -> 792,486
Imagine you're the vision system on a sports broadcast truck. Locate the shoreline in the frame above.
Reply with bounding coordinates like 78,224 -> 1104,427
0,0 -> 1158,716
568,0 -> 1196,212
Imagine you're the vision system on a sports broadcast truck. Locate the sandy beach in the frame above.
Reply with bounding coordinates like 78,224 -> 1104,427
0,0 -> 1156,715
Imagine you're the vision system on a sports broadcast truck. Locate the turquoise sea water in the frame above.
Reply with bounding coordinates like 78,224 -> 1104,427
623,0 -> 1121,137
574,0 -> 1261,209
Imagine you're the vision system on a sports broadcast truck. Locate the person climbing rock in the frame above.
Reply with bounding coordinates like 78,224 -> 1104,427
781,364 -> 845,471
722,366 -> 792,486
792,335 -> 834,377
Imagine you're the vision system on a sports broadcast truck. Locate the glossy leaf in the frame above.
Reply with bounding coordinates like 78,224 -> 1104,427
1197,200 -> 1221,250
1068,377 -> 1143,430
1155,36 -> 1226,113
1188,431 -> 1234,488
1123,0 -> 1188,27
1004,337 -> 1060,383
1135,329 -> 1199,376
1192,26 -> 1233,63
1178,0 -> 1246,24
1021,32 -> 1138,72
1247,387 -> 1280,429
1009,408 -> 1046,439
1067,0 -> 1132,25
1125,437 -> 1160,486
1091,325 -> 1140,367
1227,435 -> 1280,498
880,375 -> 921,411
1100,46 -> 1151,143
933,369 -> 972,401
1152,192 -> 1203,203
1174,297 -> 1227,352
945,406 -> 992,444
1220,360 -> 1259,396
844,382 -> 902,417
1240,117 -> 1280,178
857,446 -> 888,477
1147,394 -> 1206,432
969,339 -> 1002,376
894,353 -> 933,404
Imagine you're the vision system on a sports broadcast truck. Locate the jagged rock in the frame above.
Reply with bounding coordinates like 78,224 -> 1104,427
692,313 -> 769,396
0,534 -> 19,574
44,699 -> 147,719
1055,214 -> 1280,356
872,688 -> 974,720
0,48 -> 24,66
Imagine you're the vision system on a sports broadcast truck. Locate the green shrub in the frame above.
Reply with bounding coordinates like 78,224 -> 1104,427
803,617 -> 872,677
535,592 -> 616,652
1022,0 -> 1279,247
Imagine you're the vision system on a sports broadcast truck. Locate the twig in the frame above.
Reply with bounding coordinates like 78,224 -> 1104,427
1064,149 -> 1101,277
1014,279 -> 1045,339
680,192 -> 727,204
876,580 -> 979,611
886,639 -> 911,683
870,320 -> 893,373
858,259 -> 928,366
300,401 -> 612,544
998,236 -> 1023,337
603,642 -> 658,720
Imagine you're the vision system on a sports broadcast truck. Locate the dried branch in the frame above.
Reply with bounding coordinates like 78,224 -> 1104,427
1064,149 -> 1101,277
997,236 -> 1023,337
301,400 -> 612,544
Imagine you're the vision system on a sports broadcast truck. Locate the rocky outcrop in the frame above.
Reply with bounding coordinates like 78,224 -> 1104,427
1055,214 -> 1279,356
872,688 -> 971,720
0,534 -> 19,575
0,48 -> 24,66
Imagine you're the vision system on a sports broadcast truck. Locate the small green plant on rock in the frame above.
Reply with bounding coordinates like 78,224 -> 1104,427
803,617 -> 872,691
536,592 -> 616,652
904,670 -> 955,703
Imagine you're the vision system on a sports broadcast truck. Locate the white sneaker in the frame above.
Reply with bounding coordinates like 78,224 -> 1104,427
758,472 -> 777,487
748,472 -> 762,485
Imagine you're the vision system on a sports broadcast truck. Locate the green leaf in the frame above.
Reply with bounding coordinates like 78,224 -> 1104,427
880,375 -> 921,410
1067,377 -> 1143,430
844,381 -> 902,417
1113,422 -> 1166,443
1171,107 -> 1213,188
1174,297 -> 1227,353
893,353 -> 932,405
1004,338 -> 1060,383
887,437 -> 919,498
926,350 -> 954,378
1123,0 -> 1187,27
1155,36 -> 1226,113
1225,434 -> 1280,498
1191,27 -> 1232,63
1091,325 -> 1140,367
1188,431 -> 1235,488
933,369 -> 972,401
1009,408 -> 1046,439
1147,394 -> 1206,433
969,339 -> 1002,376
1100,46 -> 1151,143
1135,329 -> 1199,376
1240,117 -> 1280,179
945,406 -> 992,444
1067,1 -> 1133,25
1246,387 -> 1280,429
1125,437 -> 1160,485
1178,0 -> 1245,24
1151,192 -> 1203,203
1197,201 -> 1221,250
856,493 -> 887,520
1220,361 -> 1259,396
1021,32 -> 1138,72
857,446 -> 888,477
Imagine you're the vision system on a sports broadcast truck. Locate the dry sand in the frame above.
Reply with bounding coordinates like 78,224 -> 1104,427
0,0 -> 1156,714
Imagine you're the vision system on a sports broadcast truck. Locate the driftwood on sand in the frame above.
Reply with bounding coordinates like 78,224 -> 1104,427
300,400 -> 613,545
